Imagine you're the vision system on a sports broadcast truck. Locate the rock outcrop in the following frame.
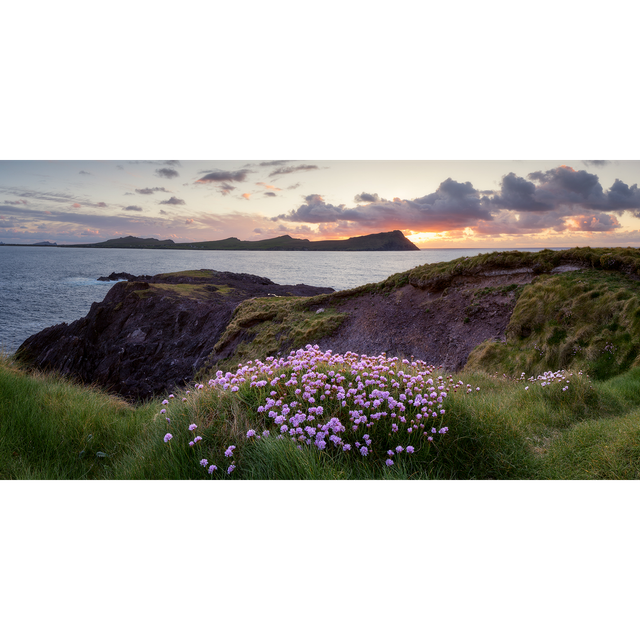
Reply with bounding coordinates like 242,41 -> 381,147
96,272 -> 139,281
16,270 -> 333,400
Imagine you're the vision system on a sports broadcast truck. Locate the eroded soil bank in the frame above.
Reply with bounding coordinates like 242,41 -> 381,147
315,269 -> 582,369
16,264 -> 584,400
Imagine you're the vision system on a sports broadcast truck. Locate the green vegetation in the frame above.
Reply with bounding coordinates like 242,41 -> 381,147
202,296 -> 347,371
5,246 -> 640,480
3,351 -> 640,479
0,357 -> 158,479
377,246 -> 640,292
157,269 -> 215,278
467,269 -> 640,380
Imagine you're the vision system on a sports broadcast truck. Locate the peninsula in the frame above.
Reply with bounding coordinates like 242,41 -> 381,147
58,230 -> 421,251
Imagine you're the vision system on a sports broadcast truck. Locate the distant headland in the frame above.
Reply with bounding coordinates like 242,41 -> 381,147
4,230 -> 421,251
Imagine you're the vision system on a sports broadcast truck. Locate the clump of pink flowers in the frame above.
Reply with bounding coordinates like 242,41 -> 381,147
159,345 -> 490,475
205,344 -> 481,469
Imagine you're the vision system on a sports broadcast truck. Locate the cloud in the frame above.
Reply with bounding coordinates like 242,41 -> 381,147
129,160 -> 181,167
116,165 -> 124,170
4,199 -> 28,205
488,173 -> 552,212
568,213 -> 622,232
256,182 -> 281,191
582,160 -> 610,167
195,170 -> 250,184
354,192 -> 382,203
124,205 -> 143,212
159,196 -> 185,205
241,193 -> 251,200
264,192 -> 277,197
79,170 -> 91,175
275,182 -> 493,232
185,219 -> 194,225
268,164 -> 320,178
135,187 -> 169,195
273,167 -> 640,240
96,202 -> 107,208
72,203 -> 81,208
155,168 -> 179,179
287,182 -> 301,190
525,165 -> 640,213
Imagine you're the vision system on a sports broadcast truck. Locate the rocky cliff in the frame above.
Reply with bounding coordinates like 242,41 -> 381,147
16,264 -> 545,401
16,270 -> 333,400
22,247 -> 638,402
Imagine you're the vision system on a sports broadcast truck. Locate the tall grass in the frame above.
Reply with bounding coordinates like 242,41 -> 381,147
467,269 -> 640,380
0,356 -> 157,479
6,245 -> 640,483
4,348 -> 640,480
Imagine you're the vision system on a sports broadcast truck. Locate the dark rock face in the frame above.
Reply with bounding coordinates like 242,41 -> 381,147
96,272 -> 139,281
17,270 -> 333,400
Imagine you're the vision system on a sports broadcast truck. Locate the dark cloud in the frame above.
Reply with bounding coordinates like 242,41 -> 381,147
274,168 -> 640,237
259,161 -> 288,167
582,160 -> 610,167
159,196 -> 185,205
155,168 -> 179,179
269,164 -> 320,178
196,170 -> 249,183
219,183 -> 236,195
488,173 -> 552,212
354,192 -> 382,203
4,199 -> 28,205
96,202 -> 107,208
79,170 -> 91,175
135,187 -> 169,195
124,205 -> 143,212
264,191 -> 277,197
128,160 -> 182,167
599,179 -> 640,213
275,181 -> 492,231
527,166 -> 640,213
287,183 -> 301,190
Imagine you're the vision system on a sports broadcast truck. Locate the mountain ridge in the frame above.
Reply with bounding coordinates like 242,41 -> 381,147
59,230 -> 421,251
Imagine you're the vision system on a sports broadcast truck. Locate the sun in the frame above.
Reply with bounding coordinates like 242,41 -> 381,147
405,231 -> 444,245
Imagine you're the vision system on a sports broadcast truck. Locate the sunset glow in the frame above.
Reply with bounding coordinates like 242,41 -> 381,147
2,160 -> 640,248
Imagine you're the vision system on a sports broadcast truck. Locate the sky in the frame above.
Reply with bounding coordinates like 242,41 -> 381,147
2,159 -> 640,248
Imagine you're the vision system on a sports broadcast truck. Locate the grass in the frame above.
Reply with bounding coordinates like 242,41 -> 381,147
6,247 -> 640,480
376,246 -> 640,293
157,269 -> 215,278
466,268 -> 640,380
200,296 -> 348,372
0,357 -> 158,479
3,345 -> 640,480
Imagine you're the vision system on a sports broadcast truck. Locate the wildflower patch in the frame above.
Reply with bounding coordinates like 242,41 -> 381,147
161,344 -> 486,477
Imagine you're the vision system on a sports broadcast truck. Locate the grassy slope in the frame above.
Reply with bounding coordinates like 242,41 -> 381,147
5,246 -> 640,480
467,269 -> 640,380
3,353 -> 640,480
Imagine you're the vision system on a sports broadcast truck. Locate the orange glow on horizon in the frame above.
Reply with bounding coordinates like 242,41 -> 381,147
406,231 -> 452,246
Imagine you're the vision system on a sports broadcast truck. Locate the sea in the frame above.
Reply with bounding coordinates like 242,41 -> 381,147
0,245 -> 550,354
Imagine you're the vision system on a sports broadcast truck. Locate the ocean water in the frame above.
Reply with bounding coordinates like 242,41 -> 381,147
0,245 -> 544,354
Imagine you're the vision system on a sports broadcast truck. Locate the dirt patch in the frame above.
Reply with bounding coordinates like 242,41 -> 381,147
316,270 -> 547,369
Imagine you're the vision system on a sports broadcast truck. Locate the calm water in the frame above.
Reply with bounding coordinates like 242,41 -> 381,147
0,245 -> 544,354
